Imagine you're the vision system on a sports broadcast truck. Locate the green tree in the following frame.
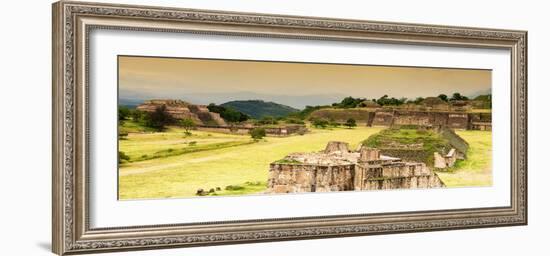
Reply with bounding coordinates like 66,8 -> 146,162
179,118 -> 196,136
411,97 -> 424,104
207,104 -> 249,123
222,108 -> 242,123
437,94 -> 449,102
451,92 -> 469,101
376,95 -> 406,106
118,106 -> 130,121
344,118 -> 357,129
334,96 -> 365,108
312,118 -> 329,129
144,105 -> 173,131
250,127 -> 266,141
130,109 -> 146,122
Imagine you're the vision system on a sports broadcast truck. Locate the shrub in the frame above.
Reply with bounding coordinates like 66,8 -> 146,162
225,185 -> 245,191
118,151 -> 130,163
250,127 -> 267,140
344,118 -> 357,129
329,118 -> 340,127
196,189 -> 207,196
118,130 -> 129,140
244,181 -> 262,186
312,118 -> 329,129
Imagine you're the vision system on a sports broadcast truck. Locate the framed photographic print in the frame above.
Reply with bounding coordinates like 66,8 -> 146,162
52,1 -> 527,255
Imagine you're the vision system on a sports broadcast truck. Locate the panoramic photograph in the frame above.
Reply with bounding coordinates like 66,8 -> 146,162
117,56 -> 493,200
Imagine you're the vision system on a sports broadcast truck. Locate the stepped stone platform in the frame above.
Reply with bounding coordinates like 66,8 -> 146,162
136,99 -> 226,126
267,142 -> 445,194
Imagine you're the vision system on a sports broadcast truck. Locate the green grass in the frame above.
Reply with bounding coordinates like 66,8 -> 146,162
119,120 -> 157,134
362,128 -> 451,165
119,126 -> 382,199
435,130 -> 492,187
214,181 -> 268,196
363,129 -> 449,151
122,140 -> 256,163
119,122 -> 252,162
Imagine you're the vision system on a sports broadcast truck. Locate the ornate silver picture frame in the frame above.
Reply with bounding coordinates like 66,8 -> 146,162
52,1 -> 527,255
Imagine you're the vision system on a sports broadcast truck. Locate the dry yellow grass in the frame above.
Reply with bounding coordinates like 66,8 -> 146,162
436,130 -> 492,187
118,125 -> 492,199
119,126 -> 382,199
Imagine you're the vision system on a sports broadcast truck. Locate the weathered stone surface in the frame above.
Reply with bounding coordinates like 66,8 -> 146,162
137,99 -> 226,126
359,146 -> 380,161
434,148 -> 458,169
324,141 -> 350,154
267,141 -> 445,194
374,109 -> 489,130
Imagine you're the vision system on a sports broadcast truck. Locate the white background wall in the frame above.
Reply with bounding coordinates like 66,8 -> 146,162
0,0 -> 547,255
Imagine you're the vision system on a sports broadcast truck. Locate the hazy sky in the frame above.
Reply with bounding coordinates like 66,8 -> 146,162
119,56 -> 491,109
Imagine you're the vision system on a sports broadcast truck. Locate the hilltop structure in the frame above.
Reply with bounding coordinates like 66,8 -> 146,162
136,99 -> 307,136
136,99 -> 227,126
310,99 -> 492,131
362,126 -> 469,169
267,142 -> 445,194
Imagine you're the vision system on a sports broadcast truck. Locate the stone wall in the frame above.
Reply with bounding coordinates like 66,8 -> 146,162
310,107 -> 492,130
355,161 -> 444,190
267,163 -> 355,193
468,113 -> 492,131
267,145 -> 445,194
438,127 -> 469,158
447,113 -> 469,129
434,148 -> 458,169
371,110 -> 394,126
197,124 -> 307,136
380,110 -> 469,129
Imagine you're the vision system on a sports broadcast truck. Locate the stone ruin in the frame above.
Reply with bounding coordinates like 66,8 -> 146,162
372,126 -> 469,170
311,103 -> 492,131
137,99 -> 307,136
267,141 -> 445,194
136,99 -> 226,126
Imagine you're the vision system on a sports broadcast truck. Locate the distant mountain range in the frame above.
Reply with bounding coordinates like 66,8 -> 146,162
119,98 -> 144,108
467,88 -> 492,99
221,100 -> 299,119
